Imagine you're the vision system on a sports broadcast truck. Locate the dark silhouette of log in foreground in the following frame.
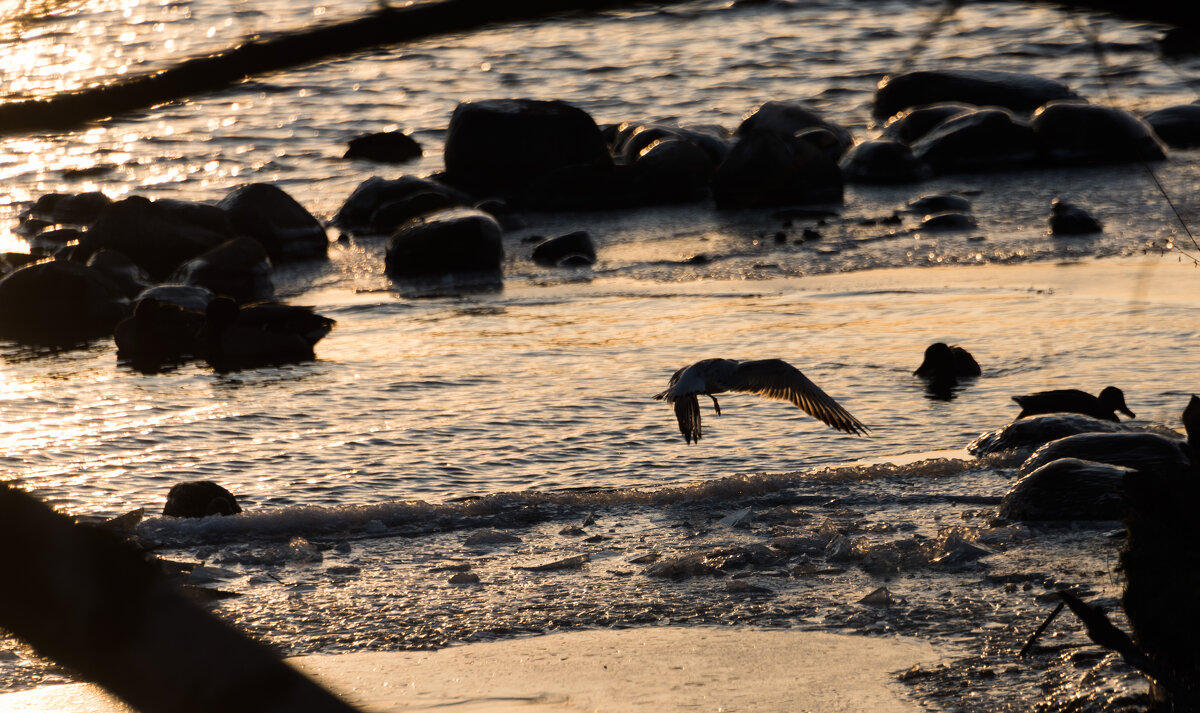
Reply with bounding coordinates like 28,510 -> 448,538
0,0 -> 1196,136
0,484 -> 362,713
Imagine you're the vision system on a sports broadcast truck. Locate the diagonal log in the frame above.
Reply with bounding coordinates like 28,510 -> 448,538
0,484 -> 362,713
0,0 -> 1196,137
0,0 -> 694,135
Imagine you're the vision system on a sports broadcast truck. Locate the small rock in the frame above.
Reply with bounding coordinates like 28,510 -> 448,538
344,130 -> 423,164
560,525 -> 587,536
449,572 -> 481,584
858,586 -> 898,607
1050,199 -> 1102,235
464,530 -> 522,546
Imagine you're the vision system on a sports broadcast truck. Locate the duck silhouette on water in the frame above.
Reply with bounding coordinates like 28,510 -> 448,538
1012,386 -> 1135,422
913,342 -> 980,400
653,358 -> 869,444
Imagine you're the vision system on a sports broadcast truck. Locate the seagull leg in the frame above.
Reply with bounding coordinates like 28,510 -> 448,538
709,395 -> 721,416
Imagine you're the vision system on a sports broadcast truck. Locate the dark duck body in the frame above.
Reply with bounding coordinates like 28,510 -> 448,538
653,358 -> 868,444
1012,386 -> 1134,422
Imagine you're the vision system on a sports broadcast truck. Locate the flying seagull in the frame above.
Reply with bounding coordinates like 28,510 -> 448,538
653,358 -> 869,444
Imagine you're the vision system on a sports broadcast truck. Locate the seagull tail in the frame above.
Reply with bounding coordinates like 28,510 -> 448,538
674,395 -> 702,444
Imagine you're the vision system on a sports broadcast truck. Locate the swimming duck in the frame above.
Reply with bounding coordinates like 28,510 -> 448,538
914,342 -> 981,379
1012,386 -> 1135,422
201,297 -> 334,372
653,358 -> 868,444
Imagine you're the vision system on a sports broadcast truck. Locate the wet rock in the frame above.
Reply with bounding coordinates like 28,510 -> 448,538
464,530 -> 522,546
332,176 -> 471,234
521,163 -> 644,211
532,230 -> 596,267
906,194 -> 972,214
369,191 -> 462,234
77,196 -> 234,282
385,207 -> 504,279
998,458 -> 1132,521
86,249 -> 154,298
343,130 -> 422,163
135,284 -> 215,313
162,480 -> 242,518
443,98 -> 612,198
1031,101 -> 1166,164
114,295 -> 207,372
911,108 -> 1040,173
838,139 -> 930,184
711,129 -> 843,209
1049,199 -> 1102,236
559,525 -> 587,536
631,137 -> 716,203
930,532 -> 993,566
919,211 -> 977,231
29,228 -> 83,256
1019,431 -> 1191,478
29,191 -> 112,225
448,572 -> 481,584
881,102 -> 975,143
171,237 -> 274,303
0,260 -> 126,346
614,123 -> 730,166
1143,104 -> 1200,148
858,586 -> 898,607
873,69 -> 1079,120
218,183 -> 328,264
737,101 -> 853,158
200,298 -> 334,372
643,553 -> 725,579
967,413 -> 1145,458
770,534 -> 827,555
514,554 -> 590,571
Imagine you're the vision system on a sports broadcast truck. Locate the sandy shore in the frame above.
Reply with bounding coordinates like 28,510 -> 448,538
0,627 -> 941,712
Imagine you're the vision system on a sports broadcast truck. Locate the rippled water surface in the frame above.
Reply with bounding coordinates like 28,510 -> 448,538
1,0 -> 1199,710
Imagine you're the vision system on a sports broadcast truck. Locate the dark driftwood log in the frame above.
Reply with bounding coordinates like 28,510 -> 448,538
0,0 -> 687,135
0,484 -> 361,713
0,0 -> 1196,136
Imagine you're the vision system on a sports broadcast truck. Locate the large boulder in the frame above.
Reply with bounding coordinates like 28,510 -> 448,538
631,138 -> 716,204
736,102 -> 853,158
171,237 -> 274,303
998,458 -> 1132,521
1032,101 -> 1166,164
86,249 -> 154,298
838,139 -> 930,184
613,123 -> 730,166
532,231 -> 596,267
76,196 -> 233,282
385,208 -> 504,278
711,130 -> 843,209
521,163 -> 644,211
911,108 -> 1040,173
442,99 -> 612,198
0,260 -> 126,346
28,191 -> 113,225
218,183 -> 328,263
163,481 -> 242,518
331,176 -> 470,234
881,103 -> 975,143
873,69 -> 1079,120
1144,104 -> 1200,148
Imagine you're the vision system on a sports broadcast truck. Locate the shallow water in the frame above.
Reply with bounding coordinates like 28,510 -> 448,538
1,0 -> 1198,710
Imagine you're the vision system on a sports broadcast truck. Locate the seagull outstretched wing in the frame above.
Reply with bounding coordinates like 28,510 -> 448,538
723,359 -> 869,435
